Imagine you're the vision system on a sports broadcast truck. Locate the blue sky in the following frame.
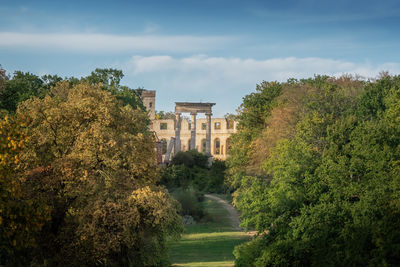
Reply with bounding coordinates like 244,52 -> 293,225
1,0 -> 400,116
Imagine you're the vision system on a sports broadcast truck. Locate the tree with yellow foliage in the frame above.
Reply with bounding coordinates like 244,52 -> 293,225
2,81 -> 181,266
0,115 -> 50,265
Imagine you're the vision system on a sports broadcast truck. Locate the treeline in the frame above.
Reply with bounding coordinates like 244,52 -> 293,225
0,67 -> 144,114
0,67 -> 182,266
227,74 -> 400,266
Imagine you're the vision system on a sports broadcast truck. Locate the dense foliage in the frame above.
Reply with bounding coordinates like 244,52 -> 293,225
1,78 -> 182,266
161,150 -> 227,222
229,75 -> 400,266
161,150 -> 227,193
0,115 -> 50,265
0,67 -> 144,114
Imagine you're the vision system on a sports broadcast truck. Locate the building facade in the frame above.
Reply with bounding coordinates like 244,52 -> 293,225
142,90 -> 237,161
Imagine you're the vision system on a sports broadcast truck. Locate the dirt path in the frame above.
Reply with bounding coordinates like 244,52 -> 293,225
204,194 -> 242,231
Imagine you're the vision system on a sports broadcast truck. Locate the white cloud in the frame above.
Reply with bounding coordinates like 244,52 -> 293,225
122,55 -> 400,116
0,32 -> 233,53
126,55 -> 400,84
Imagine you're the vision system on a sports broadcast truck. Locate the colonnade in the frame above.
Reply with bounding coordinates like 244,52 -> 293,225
174,112 -> 212,156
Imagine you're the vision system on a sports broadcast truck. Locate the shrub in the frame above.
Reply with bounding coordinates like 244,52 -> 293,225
171,187 -> 205,221
162,151 -> 227,193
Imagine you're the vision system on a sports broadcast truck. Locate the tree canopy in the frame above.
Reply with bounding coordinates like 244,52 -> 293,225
1,81 -> 182,266
0,67 -> 144,114
229,75 -> 400,266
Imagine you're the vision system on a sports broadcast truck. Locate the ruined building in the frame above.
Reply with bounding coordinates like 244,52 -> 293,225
141,90 -> 237,163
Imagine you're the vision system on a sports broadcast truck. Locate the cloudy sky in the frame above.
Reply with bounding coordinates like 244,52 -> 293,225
1,0 -> 400,116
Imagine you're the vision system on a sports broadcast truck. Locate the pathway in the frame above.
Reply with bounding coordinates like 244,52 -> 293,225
169,193 -> 250,266
204,194 -> 242,231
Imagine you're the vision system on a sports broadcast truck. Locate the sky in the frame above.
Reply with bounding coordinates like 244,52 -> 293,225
1,0 -> 400,116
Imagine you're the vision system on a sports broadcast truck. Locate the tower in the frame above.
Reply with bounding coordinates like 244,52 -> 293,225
141,90 -> 156,120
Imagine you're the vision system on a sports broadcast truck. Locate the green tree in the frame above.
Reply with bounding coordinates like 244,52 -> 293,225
0,66 -> 8,93
161,150 -> 226,193
232,75 -> 400,266
84,68 -> 144,110
0,67 -> 144,114
226,81 -> 282,187
0,71 -> 45,113
85,68 -> 124,89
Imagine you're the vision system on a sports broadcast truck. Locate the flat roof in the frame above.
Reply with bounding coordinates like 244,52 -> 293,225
175,102 -> 215,114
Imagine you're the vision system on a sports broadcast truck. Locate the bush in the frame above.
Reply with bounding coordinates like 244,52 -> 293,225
233,237 -> 265,267
207,160 -> 227,193
171,187 -> 205,221
171,151 -> 195,167
161,151 -> 227,193
171,150 -> 208,168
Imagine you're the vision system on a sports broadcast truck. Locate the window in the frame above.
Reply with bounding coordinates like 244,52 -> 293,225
226,120 -> 234,129
188,122 -> 191,130
160,123 -> 167,130
214,138 -> 220,155
188,139 -> 191,150
161,139 -> 167,154
201,139 -> 206,153
149,102 -> 153,108
214,122 -> 221,130
202,123 -> 207,130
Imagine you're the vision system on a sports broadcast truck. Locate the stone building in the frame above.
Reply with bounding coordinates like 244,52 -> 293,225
141,90 -> 237,161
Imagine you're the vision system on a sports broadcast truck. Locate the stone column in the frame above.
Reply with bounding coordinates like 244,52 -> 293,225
190,113 -> 197,150
175,113 -> 181,153
205,113 -> 212,156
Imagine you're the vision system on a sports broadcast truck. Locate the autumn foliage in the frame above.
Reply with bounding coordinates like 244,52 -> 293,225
1,79 -> 182,266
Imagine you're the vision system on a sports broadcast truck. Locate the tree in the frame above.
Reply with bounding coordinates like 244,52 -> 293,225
0,67 -> 144,114
226,81 -> 282,187
232,75 -> 400,266
0,65 -> 8,93
84,68 -> 144,110
0,71 -> 45,113
0,115 -> 50,266
155,111 -> 175,120
12,81 -> 182,266
85,68 -> 124,90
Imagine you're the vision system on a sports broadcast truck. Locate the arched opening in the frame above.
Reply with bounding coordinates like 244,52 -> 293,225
201,139 -> 206,153
214,138 -> 220,155
161,138 -> 167,154
187,139 -> 191,151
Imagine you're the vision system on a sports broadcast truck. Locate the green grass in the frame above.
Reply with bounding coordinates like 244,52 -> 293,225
169,196 -> 251,267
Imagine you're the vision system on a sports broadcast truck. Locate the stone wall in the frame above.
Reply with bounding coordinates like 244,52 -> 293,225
153,117 -> 236,160
141,89 -> 236,161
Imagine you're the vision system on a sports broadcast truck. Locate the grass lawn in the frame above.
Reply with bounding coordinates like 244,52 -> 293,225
169,195 -> 251,267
